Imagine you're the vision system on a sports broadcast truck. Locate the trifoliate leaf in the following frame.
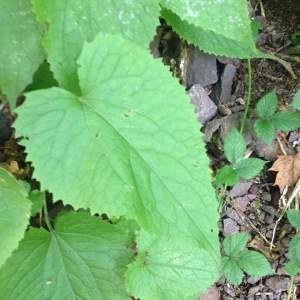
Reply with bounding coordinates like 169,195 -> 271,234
221,256 -> 243,286
224,127 -> 246,164
254,118 -> 276,145
223,232 -> 248,256
0,168 -> 31,269
290,89 -> 300,110
216,165 -> 239,186
238,250 -> 274,277
236,158 -> 266,179
256,89 -> 278,118
0,211 -> 133,299
125,231 -> 220,299
0,0 -> 45,109
287,209 -> 300,230
14,33 -> 220,260
272,111 -> 300,131
289,235 -> 300,267
285,260 -> 299,276
32,0 -> 160,94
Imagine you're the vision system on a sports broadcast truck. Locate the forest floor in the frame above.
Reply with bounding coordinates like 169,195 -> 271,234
201,0 -> 300,299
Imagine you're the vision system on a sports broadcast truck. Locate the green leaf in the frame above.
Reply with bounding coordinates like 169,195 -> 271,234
285,260 -> 299,276
224,127 -> 246,164
160,7 -> 270,59
251,19 -> 262,43
238,250 -> 274,277
256,89 -> 278,118
32,0 -> 160,94
125,231 -> 220,299
254,118 -> 276,145
0,168 -> 31,269
0,211 -> 133,299
221,256 -> 243,286
161,0 -> 249,43
0,0 -> 45,109
287,209 -> 300,230
289,235 -> 300,267
216,165 -> 239,186
290,89 -> 300,110
14,33 -> 220,260
28,190 -> 45,216
223,232 -> 248,256
236,158 -> 266,179
272,111 -> 300,131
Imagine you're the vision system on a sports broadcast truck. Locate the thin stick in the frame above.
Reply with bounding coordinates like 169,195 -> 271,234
270,179 -> 300,250
257,0 -> 265,17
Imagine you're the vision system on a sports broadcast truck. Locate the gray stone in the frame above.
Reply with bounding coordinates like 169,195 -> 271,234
188,84 -> 218,124
220,63 -> 237,103
223,218 -> 239,236
230,180 -> 253,198
186,48 -> 218,89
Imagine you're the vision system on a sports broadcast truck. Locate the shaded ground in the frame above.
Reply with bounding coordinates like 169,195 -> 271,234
154,0 -> 300,299
206,0 -> 300,299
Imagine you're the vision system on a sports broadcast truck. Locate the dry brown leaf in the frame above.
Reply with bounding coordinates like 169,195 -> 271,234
269,153 -> 300,193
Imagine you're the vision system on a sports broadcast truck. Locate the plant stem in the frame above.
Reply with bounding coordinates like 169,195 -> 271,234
239,58 -> 252,134
44,198 -> 54,232
286,275 -> 294,300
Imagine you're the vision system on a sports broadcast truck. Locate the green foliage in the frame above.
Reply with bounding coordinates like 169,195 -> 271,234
0,0 -> 276,298
159,1 -> 271,59
286,24 -> 300,55
291,90 -> 300,110
216,128 -> 266,186
0,211 -> 134,299
222,232 -> 274,285
0,168 -> 31,269
0,1 -> 45,110
285,209 -> 300,276
254,89 -> 300,145
125,231 -> 219,298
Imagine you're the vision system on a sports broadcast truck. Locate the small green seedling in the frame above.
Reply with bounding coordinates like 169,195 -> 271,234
285,209 -> 300,276
284,209 -> 300,300
254,89 -> 300,145
216,127 -> 266,186
286,24 -> 300,55
222,232 -> 274,285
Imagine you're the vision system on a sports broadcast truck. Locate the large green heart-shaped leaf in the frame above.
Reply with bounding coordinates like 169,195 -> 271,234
15,33 -> 220,260
0,212 -> 133,299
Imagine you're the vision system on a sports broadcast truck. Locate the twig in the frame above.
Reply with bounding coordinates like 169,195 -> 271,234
230,198 -> 272,246
257,0 -> 265,17
276,136 -> 287,155
270,179 -> 300,250
263,49 -> 297,79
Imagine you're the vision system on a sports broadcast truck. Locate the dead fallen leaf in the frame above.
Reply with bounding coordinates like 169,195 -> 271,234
269,153 -> 300,193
